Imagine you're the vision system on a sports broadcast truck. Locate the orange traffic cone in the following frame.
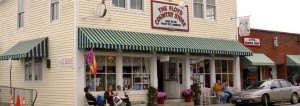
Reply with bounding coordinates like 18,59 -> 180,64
22,97 -> 26,106
16,95 -> 21,106
9,94 -> 13,106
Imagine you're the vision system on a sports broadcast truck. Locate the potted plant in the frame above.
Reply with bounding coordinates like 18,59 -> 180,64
181,89 -> 195,102
157,92 -> 167,104
147,85 -> 157,106
191,83 -> 201,105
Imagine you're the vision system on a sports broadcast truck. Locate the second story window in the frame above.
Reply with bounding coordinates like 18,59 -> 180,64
112,0 -> 144,11
112,0 -> 125,8
50,0 -> 59,22
193,0 -> 204,18
17,0 -> 25,29
206,0 -> 216,20
130,0 -> 143,10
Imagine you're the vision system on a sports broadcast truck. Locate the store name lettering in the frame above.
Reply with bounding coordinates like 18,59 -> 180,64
155,6 -> 186,27
244,38 -> 260,46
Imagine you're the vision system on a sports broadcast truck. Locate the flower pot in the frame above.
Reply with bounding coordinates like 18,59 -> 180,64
185,96 -> 192,102
147,102 -> 155,106
157,98 -> 165,104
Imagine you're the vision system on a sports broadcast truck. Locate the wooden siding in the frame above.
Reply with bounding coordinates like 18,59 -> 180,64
0,0 -> 75,105
79,0 -> 237,40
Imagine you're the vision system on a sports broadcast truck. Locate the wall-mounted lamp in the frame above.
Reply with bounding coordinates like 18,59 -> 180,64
274,37 -> 278,48
178,0 -> 187,9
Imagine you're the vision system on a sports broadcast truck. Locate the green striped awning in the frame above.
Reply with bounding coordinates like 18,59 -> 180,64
286,55 -> 300,66
0,37 -> 48,60
78,27 -> 252,56
242,53 -> 275,66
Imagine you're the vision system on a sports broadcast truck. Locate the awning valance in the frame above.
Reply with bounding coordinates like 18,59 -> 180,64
78,27 -> 252,56
0,37 -> 48,60
241,53 -> 275,66
286,55 -> 300,66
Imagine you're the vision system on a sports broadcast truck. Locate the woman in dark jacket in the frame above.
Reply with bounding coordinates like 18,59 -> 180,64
84,87 -> 103,106
104,85 -> 114,106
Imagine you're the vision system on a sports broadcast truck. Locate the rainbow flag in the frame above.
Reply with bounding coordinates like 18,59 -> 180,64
86,48 -> 97,77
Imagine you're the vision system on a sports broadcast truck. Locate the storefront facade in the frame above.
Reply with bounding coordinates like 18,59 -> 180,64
0,0 -> 252,105
239,29 -> 300,89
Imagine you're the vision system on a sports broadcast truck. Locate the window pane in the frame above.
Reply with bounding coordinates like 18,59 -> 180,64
119,0 -> 125,8
193,3 -> 199,18
211,0 -> 215,5
204,59 -> 210,73
106,56 -> 116,73
34,58 -> 43,81
107,74 -> 116,91
279,80 -> 288,88
215,60 -> 221,73
123,57 -> 132,73
205,74 -> 210,87
55,3 -> 59,20
136,0 -> 142,10
112,0 -> 118,7
222,74 -> 228,83
271,81 -> 281,88
25,62 -> 32,81
228,74 -> 234,87
130,0 -> 136,9
228,60 -> 233,73
221,60 -> 227,73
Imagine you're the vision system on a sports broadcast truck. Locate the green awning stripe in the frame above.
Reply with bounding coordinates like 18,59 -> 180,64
242,53 -> 275,66
78,27 -> 252,56
286,55 -> 300,66
0,37 -> 48,60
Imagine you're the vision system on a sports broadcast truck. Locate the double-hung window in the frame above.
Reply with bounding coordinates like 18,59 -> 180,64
206,0 -> 216,20
25,57 -> 43,82
112,0 -> 144,11
193,0 -> 204,18
130,0 -> 143,10
193,0 -> 216,21
50,0 -> 59,21
17,0 -> 25,29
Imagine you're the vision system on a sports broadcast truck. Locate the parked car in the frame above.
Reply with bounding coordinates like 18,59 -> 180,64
231,79 -> 300,106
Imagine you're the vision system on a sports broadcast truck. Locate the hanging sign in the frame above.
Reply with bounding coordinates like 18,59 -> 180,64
160,56 -> 169,62
244,37 -> 260,46
239,16 -> 250,36
151,1 -> 189,31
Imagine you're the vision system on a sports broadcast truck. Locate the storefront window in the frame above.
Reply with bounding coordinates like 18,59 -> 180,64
287,66 -> 300,86
242,66 -> 260,88
123,57 -> 150,91
191,59 -> 210,88
85,56 -> 116,92
215,60 -> 234,87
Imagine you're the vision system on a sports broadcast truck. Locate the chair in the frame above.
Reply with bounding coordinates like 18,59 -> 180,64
200,87 -> 220,105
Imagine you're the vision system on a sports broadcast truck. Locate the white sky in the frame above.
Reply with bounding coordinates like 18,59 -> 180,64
237,0 -> 300,34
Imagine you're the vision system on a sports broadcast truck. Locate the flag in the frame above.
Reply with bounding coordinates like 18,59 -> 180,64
86,48 -> 97,77
239,16 -> 250,36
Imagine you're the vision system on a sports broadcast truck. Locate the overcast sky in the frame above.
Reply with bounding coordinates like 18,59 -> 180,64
237,0 -> 300,34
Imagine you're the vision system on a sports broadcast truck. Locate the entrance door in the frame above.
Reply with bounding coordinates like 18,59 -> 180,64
163,59 -> 184,99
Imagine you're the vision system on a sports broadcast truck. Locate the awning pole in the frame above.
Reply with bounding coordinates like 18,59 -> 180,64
9,58 -> 12,94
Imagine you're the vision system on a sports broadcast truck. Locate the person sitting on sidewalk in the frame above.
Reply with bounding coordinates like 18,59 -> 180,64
84,87 -> 104,106
213,79 -> 229,104
116,85 -> 131,106
104,85 -> 115,106
222,80 -> 233,103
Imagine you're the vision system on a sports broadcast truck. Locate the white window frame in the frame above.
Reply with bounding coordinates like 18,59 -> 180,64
24,57 -> 44,83
193,0 -> 204,19
17,0 -> 25,29
206,0 -> 216,21
85,55 -> 117,92
122,56 -> 150,91
111,0 -> 145,12
215,60 -> 234,87
192,0 -> 217,21
50,0 -> 60,23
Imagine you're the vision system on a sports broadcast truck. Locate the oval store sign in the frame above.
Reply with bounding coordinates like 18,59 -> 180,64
151,1 -> 189,31
244,37 -> 261,47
